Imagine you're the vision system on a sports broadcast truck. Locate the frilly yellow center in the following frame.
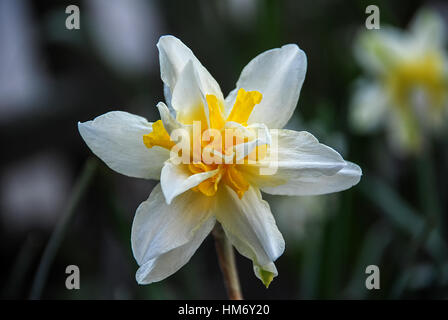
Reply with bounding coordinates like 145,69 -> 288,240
143,88 -> 264,199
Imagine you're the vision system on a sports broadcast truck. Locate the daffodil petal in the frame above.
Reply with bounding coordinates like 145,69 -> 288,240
221,122 -> 271,162
160,161 -> 220,204
78,111 -> 169,180
225,44 -> 307,129
386,108 -> 423,154
242,130 -> 361,195
349,80 -> 388,133
214,185 -> 285,285
171,60 -> 209,125
261,161 -> 362,196
206,94 -> 226,130
163,84 -> 173,111
157,35 -> 223,103
260,129 -> 346,174
132,184 -> 215,284
354,26 -> 409,75
156,101 -> 182,134
136,218 -> 215,284
233,123 -> 271,161
410,9 -> 445,51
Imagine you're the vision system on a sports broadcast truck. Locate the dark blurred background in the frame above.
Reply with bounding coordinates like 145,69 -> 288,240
0,0 -> 447,299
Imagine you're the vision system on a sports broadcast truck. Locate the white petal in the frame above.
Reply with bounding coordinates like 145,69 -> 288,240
78,111 -> 169,180
214,185 -> 285,279
264,129 -> 346,174
163,84 -> 173,110
136,219 -> 215,284
354,27 -> 410,75
242,130 -> 361,195
200,122 -> 271,164
261,161 -> 362,196
157,35 -> 223,102
385,107 -> 423,154
349,80 -> 388,133
156,101 -> 182,134
160,161 -> 219,204
224,122 -> 271,162
225,44 -> 307,129
170,60 -> 208,125
132,184 -> 215,284
410,9 -> 446,51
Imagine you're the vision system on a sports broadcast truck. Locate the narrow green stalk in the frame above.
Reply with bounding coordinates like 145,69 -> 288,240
29,158 -> 98,299
212,223 -> 243,300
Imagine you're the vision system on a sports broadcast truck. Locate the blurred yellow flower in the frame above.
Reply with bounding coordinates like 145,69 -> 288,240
350,9 -> 448,154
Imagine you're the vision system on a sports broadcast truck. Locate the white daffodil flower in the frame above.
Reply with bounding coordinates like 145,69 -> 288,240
350,9 -> 448,154
78,35 -> 362,287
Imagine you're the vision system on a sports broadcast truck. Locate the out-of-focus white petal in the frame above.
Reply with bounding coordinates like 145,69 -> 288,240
410,9 -> 446,50
225,44 -> 307,129
160,161 -> 219,204
214,185 -> 284,286
242,130 -> 361,196
78,111 -> 169,180
354,27 -> 410,75
349,80 -> 388,132
132,184 -> 215,284
386,108 -> 423,155
157,35 -> 223,102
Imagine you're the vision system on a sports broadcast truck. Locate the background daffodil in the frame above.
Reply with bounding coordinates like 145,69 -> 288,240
350,9 -> 448,155
78,35 -> 361,289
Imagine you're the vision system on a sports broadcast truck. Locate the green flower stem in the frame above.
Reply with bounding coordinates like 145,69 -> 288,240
29,157 -> 98,299
212,223 -> 243,300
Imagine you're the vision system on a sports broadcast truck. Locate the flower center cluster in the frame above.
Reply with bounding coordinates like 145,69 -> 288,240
386,51 -> 446,110
143,88 -> 265,198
